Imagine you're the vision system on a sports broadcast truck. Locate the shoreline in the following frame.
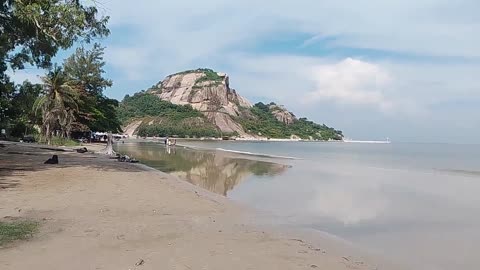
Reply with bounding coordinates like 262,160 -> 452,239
124,136 -> 393,145
130,136 -> 342,143
0,141 -> 398,270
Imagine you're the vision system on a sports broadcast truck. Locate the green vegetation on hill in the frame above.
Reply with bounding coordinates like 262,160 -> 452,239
238,102 -> 343,140
117,92 -> 221,138
171,68 -> 224,89
118,91 -> 342,140
136,118 -> 221,138
194,69 -> 223,84
117,92 -> 203,123
146,81 -> 163,93
172,68 -> 217,76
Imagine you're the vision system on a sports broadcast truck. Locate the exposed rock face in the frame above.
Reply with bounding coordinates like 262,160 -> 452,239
269,104 -> 297,125
123,120 -> 143,137
150,70 -> 252,134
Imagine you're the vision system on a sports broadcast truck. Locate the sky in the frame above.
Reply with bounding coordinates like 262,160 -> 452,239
9,0 -> 480,143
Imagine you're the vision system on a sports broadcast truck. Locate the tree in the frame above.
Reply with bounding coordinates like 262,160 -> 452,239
0,0 -> 109,110
63,44 -> 112,96
34,66 -> 78,144
63,44 -> 121,132
8,81 -> 42,137
0,77 -> 15,131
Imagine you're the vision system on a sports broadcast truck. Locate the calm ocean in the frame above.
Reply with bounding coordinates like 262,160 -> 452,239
116,141 -> 480,270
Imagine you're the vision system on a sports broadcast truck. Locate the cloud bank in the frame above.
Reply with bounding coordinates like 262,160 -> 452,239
9,0 -> 480,142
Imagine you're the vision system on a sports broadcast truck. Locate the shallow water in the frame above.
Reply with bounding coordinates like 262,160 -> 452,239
116,141 -> 480,270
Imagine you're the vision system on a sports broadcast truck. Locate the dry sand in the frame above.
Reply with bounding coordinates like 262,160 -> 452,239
0,141 -> 389,270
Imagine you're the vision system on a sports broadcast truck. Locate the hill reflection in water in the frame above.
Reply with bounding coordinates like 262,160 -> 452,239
115,142 -> 290,196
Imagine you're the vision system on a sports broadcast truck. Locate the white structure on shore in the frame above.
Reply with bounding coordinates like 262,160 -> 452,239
343,137 -> 391,144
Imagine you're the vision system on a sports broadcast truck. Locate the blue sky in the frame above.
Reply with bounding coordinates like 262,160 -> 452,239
10,0 -> 480,143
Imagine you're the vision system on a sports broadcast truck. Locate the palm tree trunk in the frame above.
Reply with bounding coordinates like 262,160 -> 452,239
105,132 -> 114,155
45,123 -> 51,145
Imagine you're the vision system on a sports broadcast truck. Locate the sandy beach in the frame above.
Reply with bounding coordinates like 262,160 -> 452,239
0,141 -> 388,270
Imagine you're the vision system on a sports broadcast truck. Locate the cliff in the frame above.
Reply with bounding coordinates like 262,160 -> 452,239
148,69 -> 251,135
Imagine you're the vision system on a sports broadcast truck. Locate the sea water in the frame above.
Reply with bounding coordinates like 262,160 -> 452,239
115,141 -> 480,270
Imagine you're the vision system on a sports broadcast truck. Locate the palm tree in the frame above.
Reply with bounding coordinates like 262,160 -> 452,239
34,66 -> 79,144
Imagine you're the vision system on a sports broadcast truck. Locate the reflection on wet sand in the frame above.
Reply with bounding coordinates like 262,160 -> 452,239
115,142 -> 289,196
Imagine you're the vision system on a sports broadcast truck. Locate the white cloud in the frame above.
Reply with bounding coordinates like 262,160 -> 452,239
224,55 -> 428,117
305,58 -> 393,111
106,0 -> 480,59
96,0 -> 480,141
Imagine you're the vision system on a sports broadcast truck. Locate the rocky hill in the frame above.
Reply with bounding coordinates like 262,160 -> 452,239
268,103 -> 296,125
119,68 -> 343,140
148,69 -> 251,135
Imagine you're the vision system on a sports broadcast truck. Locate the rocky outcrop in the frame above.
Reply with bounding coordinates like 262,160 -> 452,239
123,119 -> 143,137
149,69 -> 252,135
269,104 -> 297,125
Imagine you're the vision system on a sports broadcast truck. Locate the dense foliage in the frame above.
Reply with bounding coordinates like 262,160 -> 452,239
117,92 -> 221,138
0,0 -> 112,143
2,81 -> 42,138
117,92 -> 203,123
136,119 -> 221,138
239,102 -> 343,140
30,44 -> 120,144
33,66 -> 79,143
63,44 -> 121,132
0,0 -> 109,107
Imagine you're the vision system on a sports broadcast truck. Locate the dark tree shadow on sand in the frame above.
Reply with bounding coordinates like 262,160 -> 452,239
0,142 -> 144,190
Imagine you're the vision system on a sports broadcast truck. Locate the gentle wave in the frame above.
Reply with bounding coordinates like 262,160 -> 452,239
215,148 -> 301,160
175,143 -> 301,160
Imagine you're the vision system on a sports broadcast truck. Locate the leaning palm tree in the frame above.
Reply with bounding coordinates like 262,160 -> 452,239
34,67 -> 79,145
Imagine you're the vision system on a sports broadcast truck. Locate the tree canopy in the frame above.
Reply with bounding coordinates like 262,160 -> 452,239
63,44 -> 112,96
0,0 -> 109,72
33,66 -> 79,143
2,80 -> 41,137
0,0 -> 109,109
63,44 -> 121,132
0,0 -> 111,139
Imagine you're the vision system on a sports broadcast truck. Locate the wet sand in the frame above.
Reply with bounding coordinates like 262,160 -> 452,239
0,141 -> 390,270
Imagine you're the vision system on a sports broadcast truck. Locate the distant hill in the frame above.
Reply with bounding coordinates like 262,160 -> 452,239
118,68 -> 343,140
